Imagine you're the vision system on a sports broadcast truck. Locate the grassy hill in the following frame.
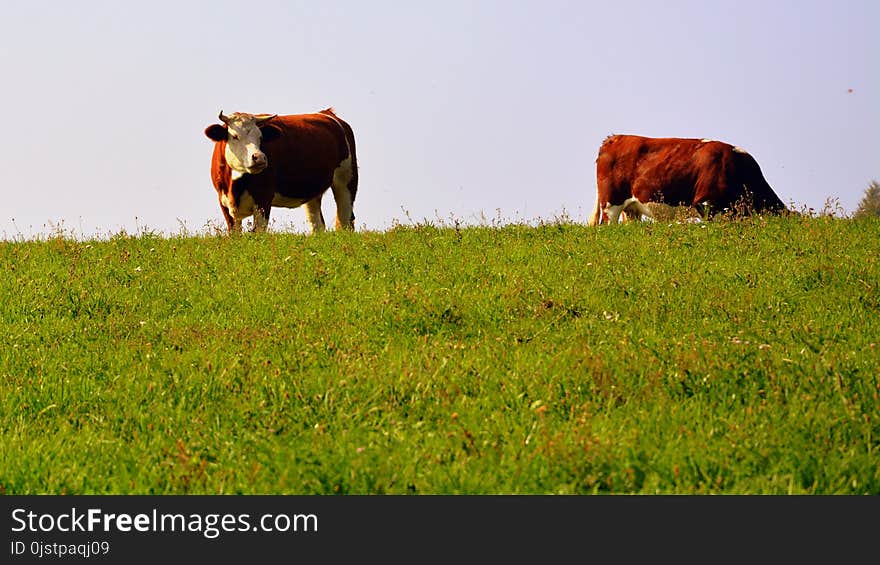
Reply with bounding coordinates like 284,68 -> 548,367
1,215 -> 878,493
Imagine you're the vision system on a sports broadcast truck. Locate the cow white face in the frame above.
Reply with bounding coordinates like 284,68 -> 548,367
205,112 -> 278,179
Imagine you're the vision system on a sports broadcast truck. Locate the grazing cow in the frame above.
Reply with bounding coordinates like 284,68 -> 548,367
589,135 -> 786,225
204,108 -> 358,233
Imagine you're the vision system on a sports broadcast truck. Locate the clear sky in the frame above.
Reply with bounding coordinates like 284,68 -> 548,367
1,0 -> 877,238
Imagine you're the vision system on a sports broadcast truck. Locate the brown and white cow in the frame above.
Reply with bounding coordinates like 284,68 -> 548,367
204,108 -> 358,233
589,135 -> 786,225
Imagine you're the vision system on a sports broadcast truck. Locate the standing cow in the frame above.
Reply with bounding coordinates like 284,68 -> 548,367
204,108 -> 358,233
589,135 -> 786,225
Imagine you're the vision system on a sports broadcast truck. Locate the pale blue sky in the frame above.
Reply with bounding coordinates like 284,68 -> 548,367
1,0 -> 877,237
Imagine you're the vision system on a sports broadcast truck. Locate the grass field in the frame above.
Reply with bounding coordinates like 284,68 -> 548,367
1,214 -> 878,494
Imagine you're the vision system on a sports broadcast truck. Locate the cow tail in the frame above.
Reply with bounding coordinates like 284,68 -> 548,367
733,150 -> 786,213
588,185 -> 602,226
338,118 -> 358,202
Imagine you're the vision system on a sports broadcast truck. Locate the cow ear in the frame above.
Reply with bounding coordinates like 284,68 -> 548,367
204,124 -> 228,142
260,124 -> 282,142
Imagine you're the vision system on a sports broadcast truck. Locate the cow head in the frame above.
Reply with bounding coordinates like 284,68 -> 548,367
204,111 -> 280,177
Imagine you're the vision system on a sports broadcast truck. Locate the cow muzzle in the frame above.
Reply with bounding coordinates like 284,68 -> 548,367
247,151 -> 268,174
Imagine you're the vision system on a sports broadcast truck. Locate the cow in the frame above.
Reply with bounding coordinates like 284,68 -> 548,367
589,135 -> 786,225
204,108 -> 358,233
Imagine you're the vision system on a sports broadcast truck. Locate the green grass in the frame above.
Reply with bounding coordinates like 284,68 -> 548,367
1,215 -> 878,494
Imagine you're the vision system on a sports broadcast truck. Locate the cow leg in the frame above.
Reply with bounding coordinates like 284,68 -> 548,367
605,197 -> 653,224
694,201 -> 712,220
331,155 -> 356,230
304,196 -> 326,233
332,187 -> 354,231
252,208 -> 269,233
624,198 -> 655,223
250,196 -> 273,233
604,202 -> 625,224
219,202 -> 242,234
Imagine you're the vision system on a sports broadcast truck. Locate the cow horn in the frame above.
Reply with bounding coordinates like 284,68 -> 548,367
218,110 -> 230,124
255,114 -> 277,124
